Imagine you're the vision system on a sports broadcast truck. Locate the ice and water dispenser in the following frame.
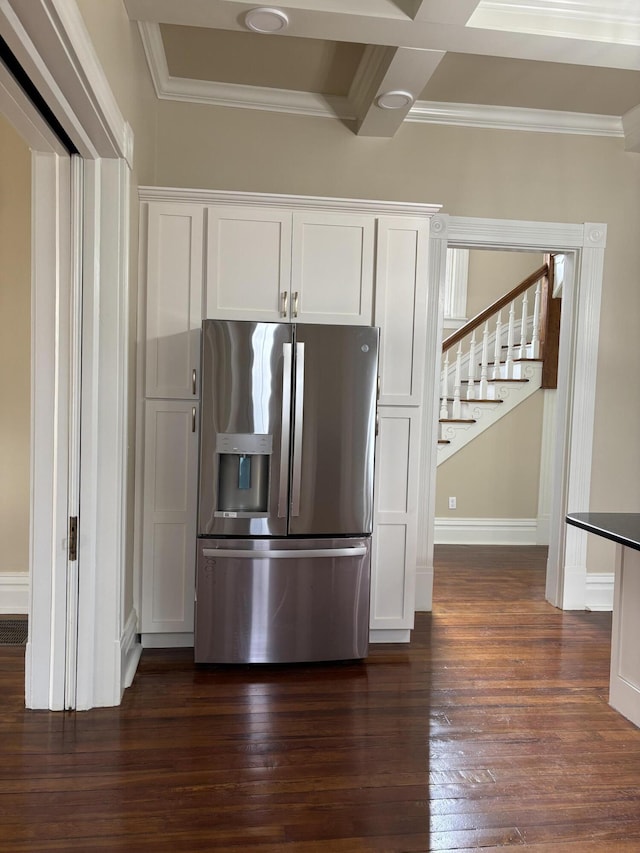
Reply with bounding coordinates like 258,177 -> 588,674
215,433 -> 273,517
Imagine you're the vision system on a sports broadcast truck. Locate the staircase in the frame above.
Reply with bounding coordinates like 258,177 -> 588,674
437,261 -> 559,465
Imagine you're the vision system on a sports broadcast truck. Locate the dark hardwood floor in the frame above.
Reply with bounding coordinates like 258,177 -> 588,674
3,545 -> 640,851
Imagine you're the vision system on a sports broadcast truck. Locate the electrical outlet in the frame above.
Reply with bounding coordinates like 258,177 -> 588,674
448,496 -> 457,510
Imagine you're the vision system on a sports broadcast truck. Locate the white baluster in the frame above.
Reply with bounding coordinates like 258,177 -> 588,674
505,301 -> 516,379
452,343 -> 462,419
492,311 -> 502,381
531,282 -> 541,359
518,291 -> 529,359
467,331 -> 476,400
440,352 -> 449,420
479,321 -> 490,399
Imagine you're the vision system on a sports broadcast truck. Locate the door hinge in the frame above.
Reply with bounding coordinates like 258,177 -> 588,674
69,516 -> 78,562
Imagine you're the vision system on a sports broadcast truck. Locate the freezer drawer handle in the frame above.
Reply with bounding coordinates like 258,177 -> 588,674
202,546 -> 367,559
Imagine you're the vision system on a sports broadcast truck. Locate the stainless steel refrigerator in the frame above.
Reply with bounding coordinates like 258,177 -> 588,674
195,319 -> 379,664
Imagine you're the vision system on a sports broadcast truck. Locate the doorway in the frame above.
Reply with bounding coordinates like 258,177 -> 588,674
417,214 -> 607,612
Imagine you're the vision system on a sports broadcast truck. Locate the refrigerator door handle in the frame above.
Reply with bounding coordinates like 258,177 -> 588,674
291,341 -> 305,516
202,546 -> 367,559
278,342 -> 293,517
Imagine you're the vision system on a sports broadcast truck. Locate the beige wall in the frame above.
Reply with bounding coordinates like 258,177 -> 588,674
152,104 -> 640,571
466,249 -> 545,319
435,392 -> 545,517
0,115 -> 31,574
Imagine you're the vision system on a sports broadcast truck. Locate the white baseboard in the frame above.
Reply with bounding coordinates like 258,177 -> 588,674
120,608 -> 142,690
585,573 -> 614,612
435,517 -> 538,545
369,629 -> 411,644
141,632 -> 194,648
0,573 -> 29,614
415,566 -> 434,611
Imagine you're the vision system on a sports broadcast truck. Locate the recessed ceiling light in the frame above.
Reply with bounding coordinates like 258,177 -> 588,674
376,90 -> 415,111
244,7 -> 290,34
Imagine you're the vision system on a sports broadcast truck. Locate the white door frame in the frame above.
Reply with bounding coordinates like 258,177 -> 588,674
418,214 -> 606,611
1,0 -> 138,708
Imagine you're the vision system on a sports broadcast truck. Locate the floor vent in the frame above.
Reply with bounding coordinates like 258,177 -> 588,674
0,619 -> 28,645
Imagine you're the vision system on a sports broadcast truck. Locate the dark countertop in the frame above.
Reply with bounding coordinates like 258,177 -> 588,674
566,513 -> 640,552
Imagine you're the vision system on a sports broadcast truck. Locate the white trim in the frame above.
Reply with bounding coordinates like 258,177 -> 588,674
585,573 -> 614,612
408,101 -> 624,137
0,574 -> 29,614
536,390 -> 557,546
26,151 -> 72,712
470,1 -> 640,46
76,159 -> 131,710
142,632 -> 194,649
369,629 -> 411,644
121,608 -> 142,689
434,517 -> 538,545
1,0 -> 131,162
138,185 -> 441,218
2,0 -> 135,710
415,215 -> 448,613
422,215 -> 606,615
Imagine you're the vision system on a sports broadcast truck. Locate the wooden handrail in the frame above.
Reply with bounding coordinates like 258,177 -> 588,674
442,263 -> 549,354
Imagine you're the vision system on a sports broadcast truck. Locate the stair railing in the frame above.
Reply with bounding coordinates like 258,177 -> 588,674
440,264 -> 549,418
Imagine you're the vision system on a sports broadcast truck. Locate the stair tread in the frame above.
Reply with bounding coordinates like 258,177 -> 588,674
486,358 -> 542,365
461,378 -> 529,384
438,439 -> 451,445
439,418 -> 477,424
440,396 -> 504,404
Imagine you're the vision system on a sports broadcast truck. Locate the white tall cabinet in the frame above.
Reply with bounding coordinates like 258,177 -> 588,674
135,189 -> 440,647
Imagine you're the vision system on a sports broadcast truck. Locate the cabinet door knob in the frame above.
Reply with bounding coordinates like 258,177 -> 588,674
192,407 -> 197,433
280,291 -> 288,318
192,368 -> 197,395
292,290 -> 299,318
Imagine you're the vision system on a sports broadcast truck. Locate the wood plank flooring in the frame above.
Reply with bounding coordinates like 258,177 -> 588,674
2,545 -> 640,851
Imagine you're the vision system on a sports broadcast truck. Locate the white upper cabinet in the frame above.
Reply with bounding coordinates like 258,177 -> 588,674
206,207 -> 292,322
291,212 -> 374,325
145,203 -> 204,399
206,206 -> 374,325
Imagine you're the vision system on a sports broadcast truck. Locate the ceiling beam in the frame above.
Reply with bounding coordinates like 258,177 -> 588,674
349,45 -> 445,137
123,0 -> 640,71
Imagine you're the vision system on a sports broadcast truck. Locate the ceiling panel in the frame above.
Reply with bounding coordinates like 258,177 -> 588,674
421,53 -> 640,115
160,24 -> 365,95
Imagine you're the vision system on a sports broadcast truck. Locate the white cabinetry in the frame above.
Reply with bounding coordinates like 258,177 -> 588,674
145,203 -> 203,399
206,207 -> 374,325
136,189 -> 440,647
370,217 -> 431,638
140,400 -> 199,640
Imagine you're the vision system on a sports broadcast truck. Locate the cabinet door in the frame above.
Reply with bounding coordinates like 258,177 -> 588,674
145,203 -> 203,398
375,217 -> 430,405
140,400 -> 199,635
206,206 -> 292,321
370,406 -> 421,631
291,212 -> 374,325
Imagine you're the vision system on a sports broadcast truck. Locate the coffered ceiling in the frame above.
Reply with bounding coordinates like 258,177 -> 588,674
123,0 -> 640,147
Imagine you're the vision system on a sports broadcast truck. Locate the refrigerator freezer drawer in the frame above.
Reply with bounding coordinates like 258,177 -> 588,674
195,537 -> 370,663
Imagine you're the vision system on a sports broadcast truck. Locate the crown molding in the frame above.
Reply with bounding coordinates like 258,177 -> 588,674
408,100 -> 624,137
138,22 -> 628,140
138,186 -> 442,218
471,1 -> 640,46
